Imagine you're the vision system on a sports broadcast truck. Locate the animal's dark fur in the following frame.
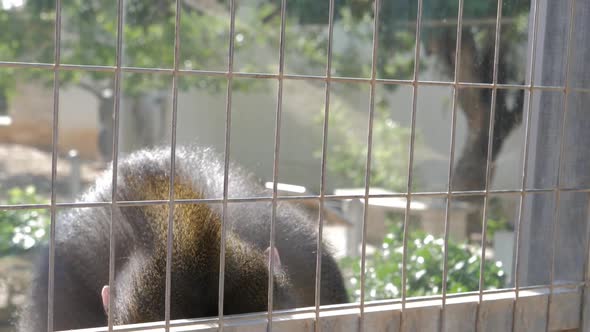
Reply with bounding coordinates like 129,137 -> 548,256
18,146 -> 348,331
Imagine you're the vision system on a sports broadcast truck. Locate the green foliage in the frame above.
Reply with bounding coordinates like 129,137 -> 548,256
0,0 -> 531,99
486,217 -> 511,240
0,187 -> 50,255
0,0 -> 261,100
340,219 -> 506,301
275,0 -> 530,80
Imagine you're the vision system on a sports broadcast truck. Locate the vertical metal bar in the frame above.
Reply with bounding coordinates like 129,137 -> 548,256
439,1 -> 464,331
545,1 -> 577,330
358,0 -> 380,330
267,0 -> 287,330
218,0 -> 237,330
581,198 -> 590,330
107,0 -> 125,329
164,0 -> 182,329
314,0 -> 335,331
399,0 -> 423,330
474,0 -> 504,330
47,0 -> 62,329
510,0 -> 541,330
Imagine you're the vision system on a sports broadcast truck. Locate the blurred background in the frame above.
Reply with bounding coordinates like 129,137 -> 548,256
0,0 -> 589,330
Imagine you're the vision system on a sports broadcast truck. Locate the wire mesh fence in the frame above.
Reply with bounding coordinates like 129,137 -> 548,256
0,0 -> 588,331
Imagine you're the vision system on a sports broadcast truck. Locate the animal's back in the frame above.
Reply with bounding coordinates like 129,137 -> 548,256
18,146 -> 347,331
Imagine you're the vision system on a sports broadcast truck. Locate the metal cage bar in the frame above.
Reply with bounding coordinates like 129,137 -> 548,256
267,0 -> 288,330
314,0 -> 336,330
47,0 -> 63,329
358,0 -> 381,330
399,0 -> 424,330
163,0 -> 183,329
474,0 -> 504,330
440,0 -> 465,330
4,187 -> 590,212
106,0 -> 126,330
33,284 -> 584,332
4,60 -> 590,93
545,0 -> 578,330
510,0 -> 541,328
218,0 -> 237,330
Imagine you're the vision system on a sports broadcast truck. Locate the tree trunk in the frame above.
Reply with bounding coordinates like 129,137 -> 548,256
428,28 -> 524,193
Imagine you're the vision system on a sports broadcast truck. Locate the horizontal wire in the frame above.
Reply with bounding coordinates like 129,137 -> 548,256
1,60 -> 588,93
3,187 -> 590,211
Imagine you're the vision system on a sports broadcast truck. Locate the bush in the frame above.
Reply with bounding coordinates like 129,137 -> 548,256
0,186 -> 50,255
340,219 -> 506,301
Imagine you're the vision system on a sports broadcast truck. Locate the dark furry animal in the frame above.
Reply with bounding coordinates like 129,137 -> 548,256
18,146 -> 347,331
